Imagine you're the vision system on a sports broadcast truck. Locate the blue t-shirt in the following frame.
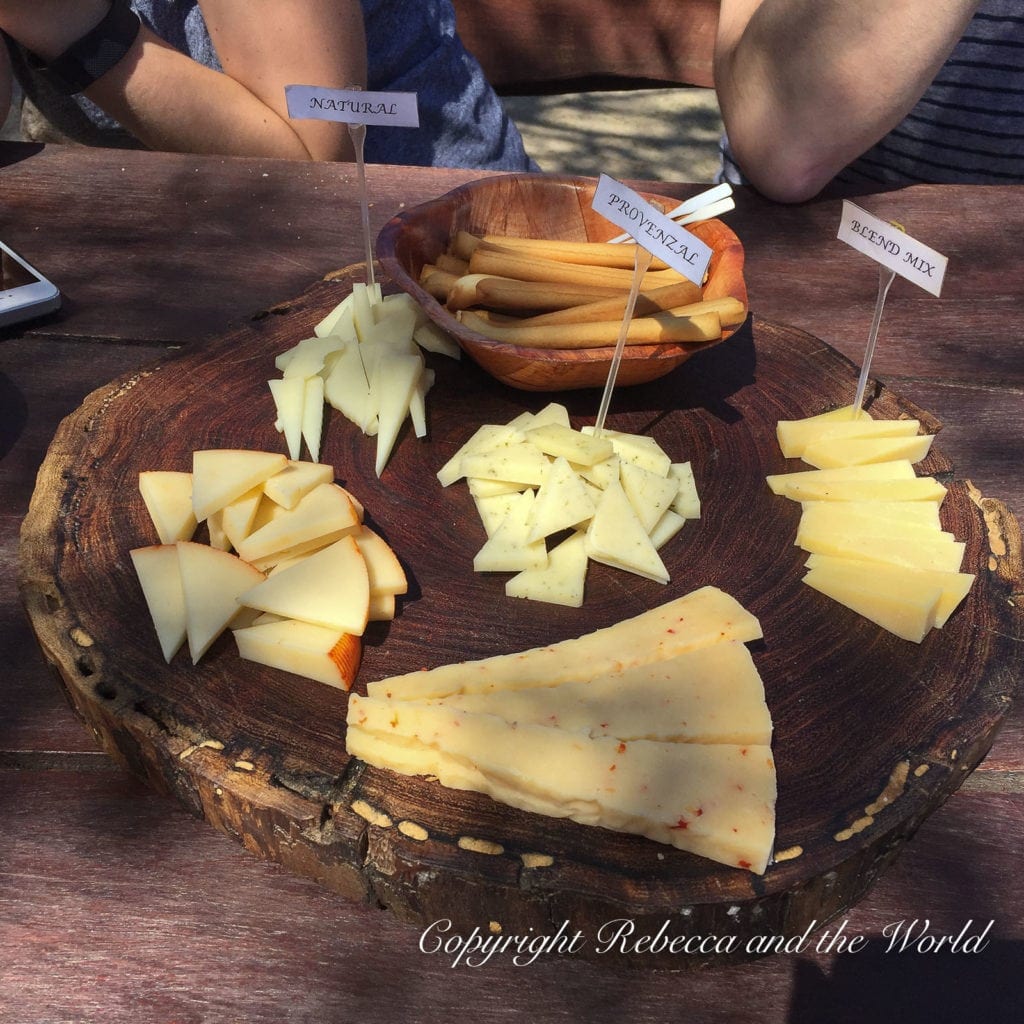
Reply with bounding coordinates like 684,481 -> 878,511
26,0 -> 538,171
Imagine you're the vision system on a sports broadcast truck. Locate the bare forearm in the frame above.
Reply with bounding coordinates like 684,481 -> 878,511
715,0 -> 981,201
0,0 -> 366,161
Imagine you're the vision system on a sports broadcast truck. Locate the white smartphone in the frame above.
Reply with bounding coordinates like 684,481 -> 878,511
0,239 -> 61,327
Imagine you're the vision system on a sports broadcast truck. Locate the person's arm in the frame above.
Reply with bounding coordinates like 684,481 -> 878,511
714,0 -> 980,202
0,0 -> 367,160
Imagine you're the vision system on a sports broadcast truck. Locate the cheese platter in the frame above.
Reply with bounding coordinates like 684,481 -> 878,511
18,257 -> 1022,969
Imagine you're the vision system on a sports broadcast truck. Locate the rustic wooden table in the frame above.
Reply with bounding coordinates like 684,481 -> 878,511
1,141 -> 1022,1022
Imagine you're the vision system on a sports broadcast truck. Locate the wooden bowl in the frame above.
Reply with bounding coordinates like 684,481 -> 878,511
376,173 -> 748,391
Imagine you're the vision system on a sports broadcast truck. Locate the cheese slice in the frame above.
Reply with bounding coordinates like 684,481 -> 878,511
799,499 -> 941,528
130,544 -> 187,663
473,490 -> 548,572
619,461 -> 680,534
436,422 -> 528,487
505,530 -> 588,608
366,587 -> 762,700
801,433 -> 933,469
803,565 -> 943,643
233,618 -> 361,689
803,554 -> 974,628
235,482 -> 360,564
263,460 -> 335,510
796,509 -> 949,549
191,449 -> 288,522
434,640 -> 771,745
784,475 -> 947,504
582,427 -> 672,477
461,441 -> 551,487
238,535 -> 370,635
766,460 -> 917,497
777,412 -> 917,459
526,456 -> 597,542
796,522 -> 965,573
176,541 -> 265,663
352,525 -> 407,597
585,478 -> 668,583
346,696 -> 776,873
668,461 -> 700,519
138,471 -> 197,544
219,486 -> 265,550
525,422 -> 614,466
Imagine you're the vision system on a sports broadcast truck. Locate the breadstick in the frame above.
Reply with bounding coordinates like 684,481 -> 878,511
474,275 -> 630,313
480,235 -> 670,271
518,292 -> 746,329
468,246 -> 689,290
457,309 -> 723,349
435,252 -> 470,276
419,266 -> 459,301
450,230 -> 482,261
511,280 -> 702,327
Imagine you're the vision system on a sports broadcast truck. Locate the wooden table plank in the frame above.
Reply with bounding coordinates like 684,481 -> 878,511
2,769 -> 1021,1023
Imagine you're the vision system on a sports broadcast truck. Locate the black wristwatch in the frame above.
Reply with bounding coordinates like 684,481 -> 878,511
22,0 -> 142,95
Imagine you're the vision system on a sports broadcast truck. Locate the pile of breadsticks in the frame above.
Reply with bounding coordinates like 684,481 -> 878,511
418,231 -> 747,350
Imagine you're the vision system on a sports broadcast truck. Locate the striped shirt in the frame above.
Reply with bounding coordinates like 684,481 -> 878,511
721,0 -> 1024,190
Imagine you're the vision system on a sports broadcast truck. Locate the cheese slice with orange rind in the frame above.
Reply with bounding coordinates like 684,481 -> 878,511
233,618 -> 361,689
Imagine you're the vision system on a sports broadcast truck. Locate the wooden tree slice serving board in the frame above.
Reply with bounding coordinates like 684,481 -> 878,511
19,267 -> 1023,969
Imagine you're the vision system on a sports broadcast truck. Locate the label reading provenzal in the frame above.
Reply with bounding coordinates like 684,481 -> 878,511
837,200 -> 947,297
592,174 -> 713,285
285,85 -> 420,128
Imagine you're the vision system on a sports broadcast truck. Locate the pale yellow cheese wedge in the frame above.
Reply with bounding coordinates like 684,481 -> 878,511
366,587 -> 762,700
524,422 -> 614,466
619,461 -> 680,534
505,530 -> 588,608
138,471 -> 197,544
323,338 -> 377,435
351,525 -> 407,596
301,375 -> 325,464
766,460 -> 917,497
668,461 -> 701,518
777,413 -> 918,459
238,534 -> 370,635
585,478 -> 668,584
434,640 -> 771,745
235,482 -> 360,564
374,349 -> 424,477
796,507 -> 947,548
649,508 -> 687,550
436,422 -> 527,487
473,490 -> 548,572
219,486 -> 265,551
802,565 -> 943,643
233,618 -> 361,689
130,544 -> 187,663
191,449 -> 288,523
176,541 -> 265,663
801,433 -> 933,469
263,460 -> 334,510
782,476 -> 947,504
346,696 -> 776,873
800,500 -> 942,528
460,441 -> 550,487
803,554 -> 974,628
473,491 -> 521,537
269,376 -> 306,461
526,456 -> 597,543
774,404 -> 870,456
206,509 -> 231,551
796,521 -> 965,573
581,426 -> 672,476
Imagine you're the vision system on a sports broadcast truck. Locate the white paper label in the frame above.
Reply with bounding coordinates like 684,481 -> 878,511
285,85 -> 419,128
837,200 -> 947,297
591,174 -> 712,285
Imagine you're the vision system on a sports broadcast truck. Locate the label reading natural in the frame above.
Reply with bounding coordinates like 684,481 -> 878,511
285,86 -> 419,128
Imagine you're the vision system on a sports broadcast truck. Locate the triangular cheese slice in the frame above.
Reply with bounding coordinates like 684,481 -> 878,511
347,696 -> 776,874
233,618 -> 361,689
367,587 -> 762,700
138,471 -> 197,544
130,545 -> 187,663
176,541 -> 265,663
238,535 -> 370,634
262,461 -> 335,510
352,525 -> 408,596
473,490 -> 548,572
505,530 -> 588,607
235,482 -> 360,564
801,433 -> 933,469
526,456 -> 596,543
619,461 -> 680,534
585,478 -> 668,584
192,449 -> 288,522
219,486 -> 265,550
